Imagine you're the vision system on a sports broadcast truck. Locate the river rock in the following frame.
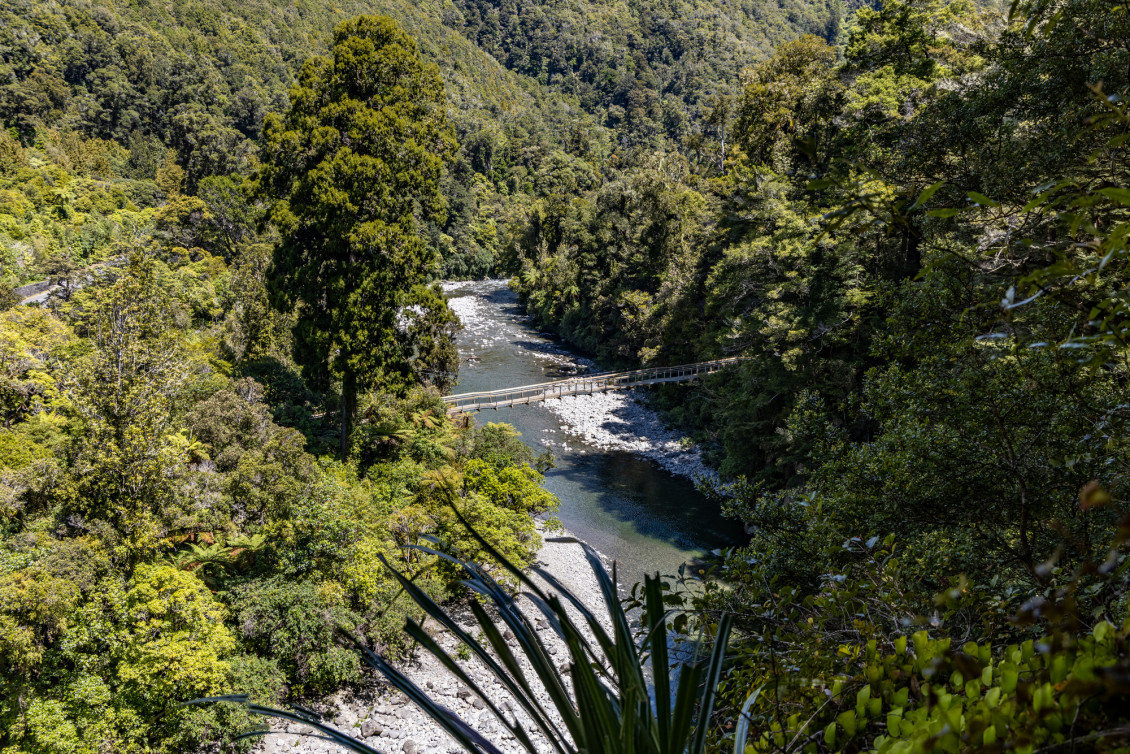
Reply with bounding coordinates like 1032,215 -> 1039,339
361,720 -> 382,738
403,741 -> 417,754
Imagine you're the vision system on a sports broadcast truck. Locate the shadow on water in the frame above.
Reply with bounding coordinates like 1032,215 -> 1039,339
546,452 -> 739,553
481,284 -> 519,305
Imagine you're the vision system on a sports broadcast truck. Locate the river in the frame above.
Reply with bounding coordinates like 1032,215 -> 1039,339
444,279 -> 744,586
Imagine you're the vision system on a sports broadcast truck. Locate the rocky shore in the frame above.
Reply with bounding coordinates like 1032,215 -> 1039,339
539,391 -> 718,486
255,530 -> 611,754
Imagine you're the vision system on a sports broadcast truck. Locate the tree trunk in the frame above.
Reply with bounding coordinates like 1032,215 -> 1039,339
341,370 -> 357,459
903,218 -> 922,279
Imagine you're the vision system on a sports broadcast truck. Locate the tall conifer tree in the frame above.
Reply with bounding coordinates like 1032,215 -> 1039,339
260,15 -> 457,457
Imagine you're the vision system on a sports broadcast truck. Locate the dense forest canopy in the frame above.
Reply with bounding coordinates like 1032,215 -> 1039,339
506,0 -> 1130,747
0,0 -> 839,284
1,0 -> 1130,751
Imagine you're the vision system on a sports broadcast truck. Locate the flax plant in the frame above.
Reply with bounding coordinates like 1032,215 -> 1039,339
195,514 -> 733,754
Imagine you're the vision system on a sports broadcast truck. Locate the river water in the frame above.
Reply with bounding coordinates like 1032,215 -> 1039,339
445,279 -> 743,586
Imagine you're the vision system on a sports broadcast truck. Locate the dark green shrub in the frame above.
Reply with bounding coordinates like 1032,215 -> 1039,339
226,577 -> 362,695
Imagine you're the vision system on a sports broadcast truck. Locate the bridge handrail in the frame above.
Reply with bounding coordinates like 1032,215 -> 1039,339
443,356 -> 745,407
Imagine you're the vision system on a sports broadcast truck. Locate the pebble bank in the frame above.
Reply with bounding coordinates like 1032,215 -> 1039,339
444,279 -> 717,486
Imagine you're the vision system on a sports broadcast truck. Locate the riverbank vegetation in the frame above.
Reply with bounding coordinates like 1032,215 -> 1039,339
504,0 -> 1130,750
0,248 -> 559,750
2,0 -> 1129,751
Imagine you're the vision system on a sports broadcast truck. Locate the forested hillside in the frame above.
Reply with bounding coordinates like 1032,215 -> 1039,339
3,0 -> 1130,751
0,0 -> 837,749
449,0 -> 841,150
0,2 -> 588,749
506,0 -> 1130,748
0,0 -> 836,285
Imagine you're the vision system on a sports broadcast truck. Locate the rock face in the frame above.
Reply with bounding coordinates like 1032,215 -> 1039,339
254,531 -> 611,754
13,280 -> 51,299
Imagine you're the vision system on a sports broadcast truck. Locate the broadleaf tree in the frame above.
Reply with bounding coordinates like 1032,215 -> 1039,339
261,15 -> 458,456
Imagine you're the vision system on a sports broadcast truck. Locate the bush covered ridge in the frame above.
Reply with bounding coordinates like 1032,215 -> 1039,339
501,0 -> 1130,749
0,245 -> 563,750
510,0 -> 1130,591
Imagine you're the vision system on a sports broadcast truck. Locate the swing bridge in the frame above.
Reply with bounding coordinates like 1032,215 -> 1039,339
443,357 -> 745,414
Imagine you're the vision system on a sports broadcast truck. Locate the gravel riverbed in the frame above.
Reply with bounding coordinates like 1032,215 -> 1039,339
539,392 -> 718,485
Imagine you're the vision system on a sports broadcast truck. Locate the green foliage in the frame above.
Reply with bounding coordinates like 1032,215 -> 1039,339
351,390 -> 560,588
867,622 -> 1128,753
0,306 -> 70,429
114,565 -> 236,714
56,257 -> 199,560
185,377 -> 315,528
462,421 -> 554,473
2,563 -> 240,754
999,83 -> 1130,358
512,156 -> 713,365
680,512 -> 1130,754
226,577 -> 362,695
0,253 -> 555,751
7,0 -> 1130,751
733,35 -> 842,171
0,120 -> 560,754
452,0 -> 841,151
502,2 -> 1130,752
261,15 -> 458,454
0,566 -> 80,675
810,294 -> 1129,588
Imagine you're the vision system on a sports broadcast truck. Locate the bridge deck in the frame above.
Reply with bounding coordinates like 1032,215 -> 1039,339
443,357 -> 744,414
